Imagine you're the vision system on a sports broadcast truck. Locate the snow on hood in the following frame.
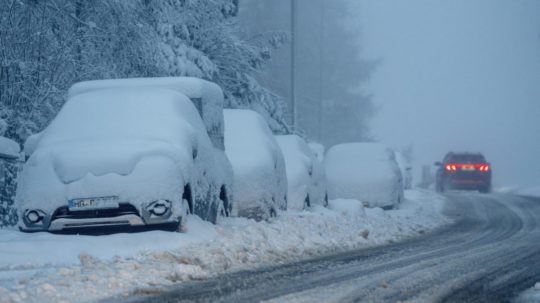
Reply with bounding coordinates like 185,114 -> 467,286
30,88 -> 200,182
29,139 -> 190,184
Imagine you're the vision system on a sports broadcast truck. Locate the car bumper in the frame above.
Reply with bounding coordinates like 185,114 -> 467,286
48,214 -> 145,231
19,201 -> 181,232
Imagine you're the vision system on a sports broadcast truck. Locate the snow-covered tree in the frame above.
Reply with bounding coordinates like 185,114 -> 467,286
0,0 -> 160,144
145,0 -> 289,132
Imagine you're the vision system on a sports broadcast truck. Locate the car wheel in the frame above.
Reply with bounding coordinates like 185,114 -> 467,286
324,193 -> 329,207
179,199 -> 191,232
269,207 -> 277,218
213,198 -> 228,224
303,195 -> 310,210
479,185 -> 491,193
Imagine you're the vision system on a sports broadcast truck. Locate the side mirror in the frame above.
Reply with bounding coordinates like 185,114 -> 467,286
434,161 -> 442,166
0,136 -> 21,161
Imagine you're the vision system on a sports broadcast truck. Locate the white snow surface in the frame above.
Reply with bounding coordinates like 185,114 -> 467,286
495,185 -> 540,198
516,282 -> 540,303
224,109 -> 287,218
516,186 -> 540,198
308,142 -> 325,162
0,137 -> 20,158
68,77 -> 226,150
0,189 -> 449,303
325,142 -> 404,209
276,135 -> 326,210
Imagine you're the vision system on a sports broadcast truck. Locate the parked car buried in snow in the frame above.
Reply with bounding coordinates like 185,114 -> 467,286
224,109 -> 287,220
275,135 -> 327,210
16,77 -> 233,232
324,142 -> 404,210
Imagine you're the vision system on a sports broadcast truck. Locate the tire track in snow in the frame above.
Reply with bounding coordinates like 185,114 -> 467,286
122,193 -> 540,303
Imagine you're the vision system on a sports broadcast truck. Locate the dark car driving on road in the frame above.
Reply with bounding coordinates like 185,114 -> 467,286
435,152 -> 492,193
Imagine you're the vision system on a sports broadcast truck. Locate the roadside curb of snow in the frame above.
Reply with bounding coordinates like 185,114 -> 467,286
0,189 -> 451,303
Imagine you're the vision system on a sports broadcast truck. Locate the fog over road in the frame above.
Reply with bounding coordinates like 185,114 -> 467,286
123,193 -> 540,303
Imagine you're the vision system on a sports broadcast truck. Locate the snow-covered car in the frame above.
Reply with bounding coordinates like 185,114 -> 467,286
224,109 -> 287,220
395,151 -> 413,190
324,142 -> 403,209
16,77 -> 233,232
275,135 -> 327,210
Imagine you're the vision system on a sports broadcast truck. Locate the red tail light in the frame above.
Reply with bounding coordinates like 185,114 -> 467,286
444,163 -> 490,172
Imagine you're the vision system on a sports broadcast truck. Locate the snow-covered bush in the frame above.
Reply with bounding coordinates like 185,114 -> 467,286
325,143 -> 404,209
224,109 -> 287,220
0,136 -> 21,228
275,135 -> 327,210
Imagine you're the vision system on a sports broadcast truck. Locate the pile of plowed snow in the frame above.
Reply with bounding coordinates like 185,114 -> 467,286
0,189 -> 449,303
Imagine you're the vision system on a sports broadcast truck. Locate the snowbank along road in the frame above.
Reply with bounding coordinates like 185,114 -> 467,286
122,193 -> 540,303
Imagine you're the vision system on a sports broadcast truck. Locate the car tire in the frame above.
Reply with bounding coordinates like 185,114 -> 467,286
269,207 -> 277,218
324,193 -> 329,207
178,199 -> 191,232
479,185 -> 491,193
212,198 -> 228,224
303,195 -> 310,210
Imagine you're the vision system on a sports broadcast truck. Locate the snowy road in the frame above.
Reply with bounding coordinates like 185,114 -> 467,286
123,193 -> 540,303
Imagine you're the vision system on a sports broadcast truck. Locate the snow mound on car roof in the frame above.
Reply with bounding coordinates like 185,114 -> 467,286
68,77 -> 225,148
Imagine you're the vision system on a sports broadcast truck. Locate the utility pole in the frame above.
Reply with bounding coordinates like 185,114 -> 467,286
290,0 -> 297,131
318,0 -> 324,142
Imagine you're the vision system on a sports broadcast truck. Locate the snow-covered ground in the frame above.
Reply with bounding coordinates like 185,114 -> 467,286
516,282 -> 540,303
498,185 -> 540,303
0,189 -> 449,303
495,186 -> 540,198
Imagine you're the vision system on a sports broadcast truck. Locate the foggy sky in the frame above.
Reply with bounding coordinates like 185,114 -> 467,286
359,0 -> 540,188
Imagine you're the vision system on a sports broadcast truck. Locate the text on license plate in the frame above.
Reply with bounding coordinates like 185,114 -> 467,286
68,196 -> 119,211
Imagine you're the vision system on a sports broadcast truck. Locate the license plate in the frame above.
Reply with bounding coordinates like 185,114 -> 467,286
461,165 -> 475,171
68,196 -> 119,211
